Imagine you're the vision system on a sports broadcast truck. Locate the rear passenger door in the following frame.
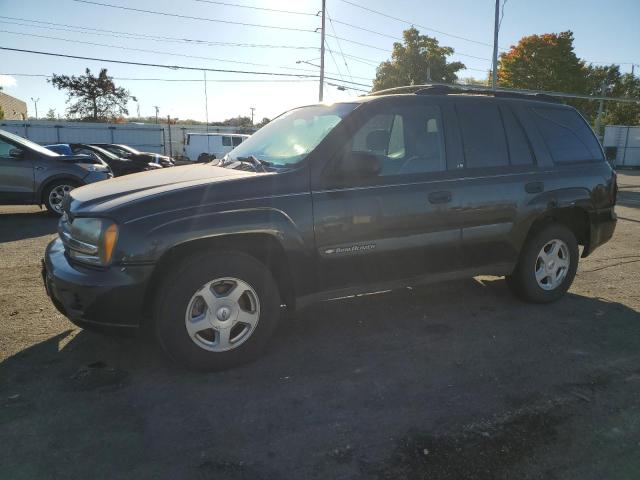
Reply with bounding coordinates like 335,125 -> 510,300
312,98 -> 463,291
450,98 -> 540,272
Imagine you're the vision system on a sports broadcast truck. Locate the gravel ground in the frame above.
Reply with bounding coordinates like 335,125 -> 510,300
1,172 -> 639,479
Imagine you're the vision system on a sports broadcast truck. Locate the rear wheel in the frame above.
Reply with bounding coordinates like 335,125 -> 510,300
197,153 -> 213,163
506,223 -> 579,303
43,180 -> 79,215
154,252 -> 281,371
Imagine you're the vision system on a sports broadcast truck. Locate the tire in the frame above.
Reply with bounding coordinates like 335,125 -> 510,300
154,251 -> 281,371
43,179 -> 79,215
506,223 -> 579,303
197,153 -> 213,163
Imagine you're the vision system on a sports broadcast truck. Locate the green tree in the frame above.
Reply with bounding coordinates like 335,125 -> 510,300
372,27 -> 465,92
256,117 -> 270,128
0,106 -> 4,120
48,68 -> 136,121
46,108 -> 56,120
497,31 -> 586,93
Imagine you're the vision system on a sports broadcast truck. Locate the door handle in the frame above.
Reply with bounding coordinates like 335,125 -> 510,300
525,181 -> 544,194
34,166 -> 45,171
428,191 -> 452,204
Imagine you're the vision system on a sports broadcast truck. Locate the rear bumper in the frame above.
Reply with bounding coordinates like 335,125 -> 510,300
43,238 -> 154,332
584,207 -> 617,257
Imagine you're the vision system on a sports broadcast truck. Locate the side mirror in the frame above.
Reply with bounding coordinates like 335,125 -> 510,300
9,148 -> 24,159
335,151 -> 381,178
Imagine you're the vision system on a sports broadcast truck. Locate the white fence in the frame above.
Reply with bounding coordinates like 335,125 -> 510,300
604,125 -> 640,167
0,120 -> 254,158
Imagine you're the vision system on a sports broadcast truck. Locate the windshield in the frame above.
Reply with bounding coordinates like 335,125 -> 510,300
0,129 -> 59,157
87,145 -> 119,160
116,144 -> 141,155
224,103 -> 357,169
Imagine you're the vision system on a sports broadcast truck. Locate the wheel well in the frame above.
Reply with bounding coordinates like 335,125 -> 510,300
143,234 -> 295,317
39,177 -> 81,204
527,207 -> 590,250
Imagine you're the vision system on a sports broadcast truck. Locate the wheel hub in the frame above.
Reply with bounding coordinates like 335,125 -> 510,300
216,306 -> 232,322
535,239 -> 570,291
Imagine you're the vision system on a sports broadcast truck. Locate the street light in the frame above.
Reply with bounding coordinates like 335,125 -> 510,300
30,97 -> 40,120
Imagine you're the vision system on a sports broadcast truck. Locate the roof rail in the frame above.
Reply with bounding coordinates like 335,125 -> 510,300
370,83 -> 563,103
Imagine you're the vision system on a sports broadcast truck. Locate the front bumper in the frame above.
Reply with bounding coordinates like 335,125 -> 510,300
43,238 -> 154,332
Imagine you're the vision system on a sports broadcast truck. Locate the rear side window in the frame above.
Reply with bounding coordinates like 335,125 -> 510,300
232,136 -> 243,147
222,136 -> 232,147
530,107 -> 603,163
500,106 -> 534,165
456,102 -> 509,168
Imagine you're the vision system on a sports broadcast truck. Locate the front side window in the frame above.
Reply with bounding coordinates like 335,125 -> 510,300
341,105 -> 446,176
531,107 -> 603,163
0,139 -> 14,158
232,136 -> 243,147
222,136 -> 232,147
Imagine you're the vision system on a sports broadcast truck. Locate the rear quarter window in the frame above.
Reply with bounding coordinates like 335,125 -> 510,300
530,107 -> 603,163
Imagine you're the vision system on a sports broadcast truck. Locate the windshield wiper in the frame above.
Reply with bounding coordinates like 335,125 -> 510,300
233,155 -> 272,172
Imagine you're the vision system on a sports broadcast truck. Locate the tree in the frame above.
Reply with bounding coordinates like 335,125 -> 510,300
48,68 -> 136,121
0,106 -> 4,120
581,65 -> 640,126
497,31 -> 586,93
372,27 -> 465,92
255,117 -> 270,128
46,108 -> 56,120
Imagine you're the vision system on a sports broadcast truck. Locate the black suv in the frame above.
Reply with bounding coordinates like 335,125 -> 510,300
43,87 -> 617,370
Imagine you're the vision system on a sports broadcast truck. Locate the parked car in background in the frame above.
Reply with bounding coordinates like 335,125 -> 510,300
69,143 -> 162,177
44,144 -> 74,156
0,129 -> 112,214
184,133 -> 250,162
42,87 -> 617,370
93,144 -> 175,167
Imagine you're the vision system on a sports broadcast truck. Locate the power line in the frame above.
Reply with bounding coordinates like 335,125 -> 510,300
0,29 -> 374,80
2,73 -> 321,83
0,47 -> 374,88
193,0 -> 316,16
70,0 -> 317,33
326,8 -> 355,86
337,0 -> 497,48
0,16 -> 319,50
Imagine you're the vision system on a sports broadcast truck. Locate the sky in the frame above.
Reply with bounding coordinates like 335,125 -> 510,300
0,0 -> 638,122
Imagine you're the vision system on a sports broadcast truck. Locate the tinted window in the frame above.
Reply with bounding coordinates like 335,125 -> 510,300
0,139 -> 14,158
347,105 -> 446,176
456,102 -> 509,168
500,106 -> 534,165
531,107 -> 603,163
222,136 -> 232,147
232,136 -> 243,147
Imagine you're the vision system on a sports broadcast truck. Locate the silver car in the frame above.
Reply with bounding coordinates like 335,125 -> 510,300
0,129 -> 112,214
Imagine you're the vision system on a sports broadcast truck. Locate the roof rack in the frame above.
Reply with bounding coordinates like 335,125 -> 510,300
370,83 -> 563,103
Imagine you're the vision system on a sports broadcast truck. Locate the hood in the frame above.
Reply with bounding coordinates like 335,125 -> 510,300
68,163 -> 256,214
57,154 -> 104,165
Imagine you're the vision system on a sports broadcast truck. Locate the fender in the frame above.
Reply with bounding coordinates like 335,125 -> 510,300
512,186 -> 594,252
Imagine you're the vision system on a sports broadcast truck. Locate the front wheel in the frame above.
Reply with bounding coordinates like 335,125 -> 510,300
43,180 -> 79,215
506,223 -> 579,303
154,252 -> 281,371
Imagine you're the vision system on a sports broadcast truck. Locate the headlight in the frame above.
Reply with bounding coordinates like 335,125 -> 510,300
63,217 -> 119,266
79,163 -> 108,172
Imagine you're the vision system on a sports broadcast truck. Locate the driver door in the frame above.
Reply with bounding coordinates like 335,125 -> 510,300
0,138 -> 34,204
311,99 -> 463,291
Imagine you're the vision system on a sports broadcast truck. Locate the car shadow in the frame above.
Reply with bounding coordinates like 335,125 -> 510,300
2,277 -> 640,479
0,209 -> 58,242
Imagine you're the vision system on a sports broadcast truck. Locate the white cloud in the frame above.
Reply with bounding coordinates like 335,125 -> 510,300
0,75 -> 17,88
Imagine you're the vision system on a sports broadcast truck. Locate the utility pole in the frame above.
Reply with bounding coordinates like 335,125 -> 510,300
30,97 -> 39,119
153,106 -> 159,124
491,0 -> 500,91
594,79 -> 607,140
166,115 -> 173,157
318,0 -> 326,102
250,107 -> 255,125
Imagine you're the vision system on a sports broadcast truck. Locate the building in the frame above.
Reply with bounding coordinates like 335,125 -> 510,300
0,92 -> 27,120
